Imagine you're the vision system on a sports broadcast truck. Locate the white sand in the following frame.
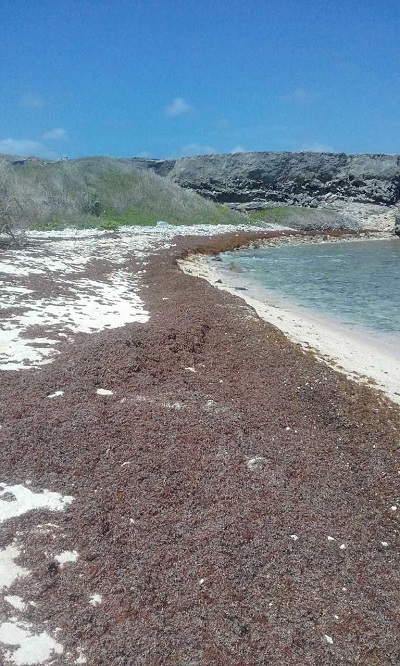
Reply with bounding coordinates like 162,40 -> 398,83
0,230 -> 172,370
89,593 -> 102,607
4,596 -> 26,611
179,255 -> 400,405
0,545 -> 29,590
0,484 -> 77,665
1,224 -> 269,371
0,484 -> 73,523
47,390 -> 64,398
55,550 -> 79,566
0,622 -> 63,665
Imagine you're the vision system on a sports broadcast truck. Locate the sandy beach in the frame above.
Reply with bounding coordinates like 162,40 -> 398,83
180,243 -> 400,405
0,227 -> 399,665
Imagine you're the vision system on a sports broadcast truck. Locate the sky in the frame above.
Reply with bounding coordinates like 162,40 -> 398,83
0,0 -> 399,159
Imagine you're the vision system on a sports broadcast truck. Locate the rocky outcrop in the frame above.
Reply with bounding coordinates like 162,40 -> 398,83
129,152 -> 400,210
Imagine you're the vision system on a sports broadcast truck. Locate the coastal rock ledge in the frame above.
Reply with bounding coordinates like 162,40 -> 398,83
131,151 -> 400,210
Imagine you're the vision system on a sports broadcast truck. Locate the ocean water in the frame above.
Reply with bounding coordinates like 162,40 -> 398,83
220,239 -> 400,335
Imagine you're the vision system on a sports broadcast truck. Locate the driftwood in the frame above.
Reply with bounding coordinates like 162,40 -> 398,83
0,197 -> 25,246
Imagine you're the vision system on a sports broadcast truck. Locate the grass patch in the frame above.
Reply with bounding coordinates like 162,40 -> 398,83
32,215 -> 69,231
4,156 -> 248,231
100,209 -> 159,227
246,205 -> 347,231
96,218 -> 120,231
248,206 -> 304,222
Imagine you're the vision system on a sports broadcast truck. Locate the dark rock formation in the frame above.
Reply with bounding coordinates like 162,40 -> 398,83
129,152 -> 400,210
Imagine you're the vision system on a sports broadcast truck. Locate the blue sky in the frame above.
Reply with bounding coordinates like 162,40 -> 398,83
0,0 -> 399,159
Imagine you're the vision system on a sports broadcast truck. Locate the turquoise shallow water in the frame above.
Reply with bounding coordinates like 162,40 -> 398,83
221,239 -> 400,335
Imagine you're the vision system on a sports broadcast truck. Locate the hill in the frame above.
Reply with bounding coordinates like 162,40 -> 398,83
0,155 -> 245,232
1,151 -> 397,235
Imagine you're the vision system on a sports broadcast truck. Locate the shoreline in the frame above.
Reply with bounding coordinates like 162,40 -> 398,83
1,227 -> 399,664
179,235 -> 400,405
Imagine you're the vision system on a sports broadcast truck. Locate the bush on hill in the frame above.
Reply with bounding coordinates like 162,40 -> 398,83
0,156 -> 246,232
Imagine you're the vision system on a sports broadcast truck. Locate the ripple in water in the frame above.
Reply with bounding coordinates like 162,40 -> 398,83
221,239 -> 400,335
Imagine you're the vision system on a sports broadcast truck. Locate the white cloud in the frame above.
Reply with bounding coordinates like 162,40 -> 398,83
20,94 -> 46,109
181,143 -> 216,156
165,97 -> 192,117
281,88 -> 314,104
230,145 -> 246,153
0,137 -> 58,159
300,142 -> 335,153
0,138 -> 44,156
0,127 -> 70,158
41,127 -> 68,141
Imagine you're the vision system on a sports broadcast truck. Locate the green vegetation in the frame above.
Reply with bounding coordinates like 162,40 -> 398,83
32,215 -> 68,231
248,206 -> 290,221
1,156 -> 339,235
0,156 -> 247,231
247,205 -> 340,230
248,206 -> 306,222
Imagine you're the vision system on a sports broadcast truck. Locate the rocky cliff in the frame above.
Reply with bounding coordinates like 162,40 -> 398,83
128,152 -> 400,211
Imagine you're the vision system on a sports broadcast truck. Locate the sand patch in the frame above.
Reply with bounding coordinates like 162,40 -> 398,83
0,484 -> 77,665
1,225 -> 266,372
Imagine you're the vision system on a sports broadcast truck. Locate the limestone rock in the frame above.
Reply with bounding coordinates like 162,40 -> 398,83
131,151 -> 400,211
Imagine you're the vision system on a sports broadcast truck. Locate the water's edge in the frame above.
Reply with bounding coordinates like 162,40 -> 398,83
179,239 -> 400,405
219,236 -> 399,336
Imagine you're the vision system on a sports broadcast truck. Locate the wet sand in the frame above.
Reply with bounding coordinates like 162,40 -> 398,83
180,249 -> 400,404
0,228 -> 399,665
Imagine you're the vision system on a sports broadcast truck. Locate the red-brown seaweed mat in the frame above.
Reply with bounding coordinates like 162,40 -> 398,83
0,232 -> 398,665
